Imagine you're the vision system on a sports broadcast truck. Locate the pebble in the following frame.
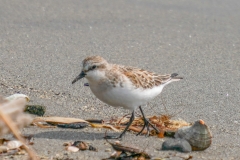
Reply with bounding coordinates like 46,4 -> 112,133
105,148 -> 111,152
175,153 -> 191,159
162,138 -> 192,153
57,122 -> 88,129
55,154 -> 60,158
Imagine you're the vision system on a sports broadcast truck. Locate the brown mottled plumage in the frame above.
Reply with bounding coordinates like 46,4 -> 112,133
118,66 -> 179,89
80,55 -> 182,89
82,55 -> 107,65
72,55 -> 183,139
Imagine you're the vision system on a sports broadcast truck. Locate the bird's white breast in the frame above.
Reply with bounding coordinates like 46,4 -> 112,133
88,80 -> 165,111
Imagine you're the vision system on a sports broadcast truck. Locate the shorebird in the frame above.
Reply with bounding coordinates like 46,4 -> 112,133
72,56 -> 182,139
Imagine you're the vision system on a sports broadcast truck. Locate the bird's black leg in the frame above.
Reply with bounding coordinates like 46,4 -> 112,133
136,106 -> 160,136
104,111 -> 135,140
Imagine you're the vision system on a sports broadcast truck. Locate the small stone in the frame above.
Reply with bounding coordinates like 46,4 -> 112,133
175,153 -> 191,159
55,154 -> 60,158
162,138 -> 192,153
57,122 -> 88,129
155,147 -> 161,151
105,148 -> 111,152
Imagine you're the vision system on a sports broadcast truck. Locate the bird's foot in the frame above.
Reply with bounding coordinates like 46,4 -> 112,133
136,118 -> 159,136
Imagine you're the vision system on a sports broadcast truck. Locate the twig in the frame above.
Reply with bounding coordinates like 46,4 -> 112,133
0,108 -> 38,160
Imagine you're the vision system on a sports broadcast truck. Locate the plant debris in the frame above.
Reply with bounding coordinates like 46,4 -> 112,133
33,114 -> 190,138
90,123 -> 120,132
0,95 -> 37,159
0,95 -> 33,136
85,119 -> 104,124
103,139 -> 151,160
32,116 -> 89,128
103,114 -> 190,138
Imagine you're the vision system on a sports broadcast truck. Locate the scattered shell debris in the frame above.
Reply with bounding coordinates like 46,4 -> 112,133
0,94 -> 212,159
64,141 -> 97,152
0,94 -> 33,136
0,94 -> 38,159
0,136 -> 34,156
33,114 -> 190,138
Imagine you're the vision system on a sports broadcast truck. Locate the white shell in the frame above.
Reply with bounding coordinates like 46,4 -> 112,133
67,146 -> 79,152
5,94 -> 30,102
7,140 -> 23,149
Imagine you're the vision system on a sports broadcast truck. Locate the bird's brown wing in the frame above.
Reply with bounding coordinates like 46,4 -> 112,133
118,66 -> 177,89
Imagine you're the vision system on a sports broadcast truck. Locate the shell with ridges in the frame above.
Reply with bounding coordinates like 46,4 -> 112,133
7,140 -> 23,150
174,119 -> 212,151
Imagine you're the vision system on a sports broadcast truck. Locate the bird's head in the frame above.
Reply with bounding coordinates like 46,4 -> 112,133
72,56 -> 108,84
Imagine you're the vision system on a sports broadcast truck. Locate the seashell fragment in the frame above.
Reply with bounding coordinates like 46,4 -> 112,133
66,146 -> 79,152
7,140 -> 23,150
5,94 -> 29,102
72,141 -> 98,151
174,119 -> 212,151
162,138 -> 192,152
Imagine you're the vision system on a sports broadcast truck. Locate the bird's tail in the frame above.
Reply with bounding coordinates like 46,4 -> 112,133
170,73 -> 183,81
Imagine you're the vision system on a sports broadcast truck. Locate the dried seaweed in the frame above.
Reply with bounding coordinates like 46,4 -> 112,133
0,95 -> 37,159
103,138 -> 151,160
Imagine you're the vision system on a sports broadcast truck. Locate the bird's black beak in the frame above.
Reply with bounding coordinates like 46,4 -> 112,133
72,71 -> 86,84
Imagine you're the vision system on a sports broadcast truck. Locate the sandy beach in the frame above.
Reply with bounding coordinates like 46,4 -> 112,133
0,0 -> 240,159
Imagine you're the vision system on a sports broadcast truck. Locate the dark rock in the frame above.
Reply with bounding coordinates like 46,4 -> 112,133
57,122 -> 88,129
24,105 -> 46,116
162,138 -> 192,153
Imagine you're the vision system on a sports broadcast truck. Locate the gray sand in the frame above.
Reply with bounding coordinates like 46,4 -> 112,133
0,0 -> 240,159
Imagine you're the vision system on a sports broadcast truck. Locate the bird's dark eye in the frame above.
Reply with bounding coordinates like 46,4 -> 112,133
92,65 -> 96,70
